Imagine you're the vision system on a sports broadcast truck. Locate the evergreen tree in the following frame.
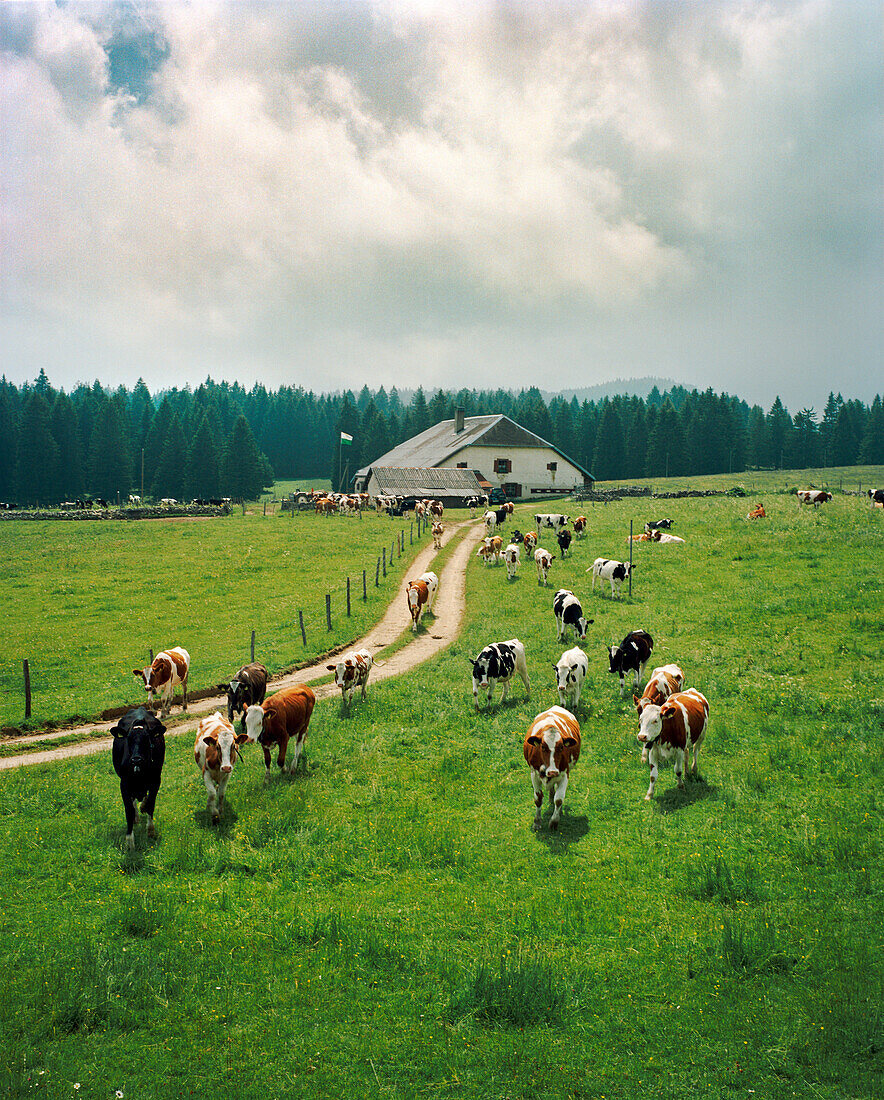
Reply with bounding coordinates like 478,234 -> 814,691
143,400 -> 175,498
0,381 -> 20,500
831,404 -> 859,465
646,400 -> 687,478
625,402 -> 648,479
592,400 -> 626,481
150,412 -> 187,500
791,409 -> 820,468
51,392 -> 85,500
88,395 -> 132,501
16,391 -> 59,504
186,415 -> 220,499
766,397 -> 793,469
858,395 -> 884,464
332,398 -> 361,491
747,405 -> 768,467
222,415 -> 267,500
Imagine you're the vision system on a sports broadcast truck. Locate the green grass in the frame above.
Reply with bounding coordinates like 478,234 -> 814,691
0,507 -> 434,730
0,473 -> 882,1098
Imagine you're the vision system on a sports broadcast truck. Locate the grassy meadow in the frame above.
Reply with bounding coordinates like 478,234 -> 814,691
0,475 -> 882,1098
0,507 -> 431,731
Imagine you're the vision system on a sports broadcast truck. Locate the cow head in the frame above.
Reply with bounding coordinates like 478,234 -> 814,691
242,704 -> 267,745
132,656 -> 171,701
525,723 -> 579,779
554,655 -> 584,696
111,706 -> 166,777
469,650 -> 498,690
327,659 -> 356,689
225,679 -> 247,720
636,702 -> 663,745
199,714 -> 245,773
607,645 -> 623,673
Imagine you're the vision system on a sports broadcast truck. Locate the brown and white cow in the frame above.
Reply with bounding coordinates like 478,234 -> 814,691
534,547 -> 556,586
243,685 -> 316,781
797,489 -> 833,506
523,706 -> 581,830
634,663 -> 685,763
429,500 -> 444,519
573,516 -> 587,539
132,646 -> 190,718
327,649 -> 373,711
406,578 -> 430,631
432,521 -> 444,548
194,711 -> 247,823
522,530 -> 537,553
503,543 -> 520,578
636,688 -> 708,800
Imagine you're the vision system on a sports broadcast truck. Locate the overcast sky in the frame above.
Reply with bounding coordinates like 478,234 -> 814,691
2,0 -> 881,411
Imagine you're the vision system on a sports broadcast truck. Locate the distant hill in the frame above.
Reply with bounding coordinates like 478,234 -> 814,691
544,377 -> 682,403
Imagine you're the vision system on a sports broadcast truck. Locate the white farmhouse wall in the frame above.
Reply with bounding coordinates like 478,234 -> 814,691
447,445 -> 586,496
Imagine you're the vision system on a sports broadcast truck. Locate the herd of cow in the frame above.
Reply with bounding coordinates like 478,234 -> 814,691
463,509 -> 710,827
109,485 -> 878,846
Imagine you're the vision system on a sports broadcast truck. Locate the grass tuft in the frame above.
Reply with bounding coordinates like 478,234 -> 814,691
449,952 -> 574,1026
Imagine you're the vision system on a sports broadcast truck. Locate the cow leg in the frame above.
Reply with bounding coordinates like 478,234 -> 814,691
530,773 -> 544,829
181,676 -> 188,712
500,679 -> 509,704
122,791 -> 138,850
202,771 -> 220,822
619,672 -> 625,698
550,774 -> 568,830
675,750 -> 686,790
520,668 -> 531,700
277,736 -> 290,774
645,757 -> 658,800
262,744 -> 273,783
140,784 -> 160,838
288,733 -> 304,773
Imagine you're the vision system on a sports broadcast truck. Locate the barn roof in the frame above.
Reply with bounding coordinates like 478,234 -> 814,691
366,467 -> 484,496
355,414 -> 594,480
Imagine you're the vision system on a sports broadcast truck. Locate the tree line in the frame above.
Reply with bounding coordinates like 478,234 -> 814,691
0,370 -> 881,506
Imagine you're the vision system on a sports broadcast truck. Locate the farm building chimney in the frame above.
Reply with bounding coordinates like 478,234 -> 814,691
455,407 -> 465,433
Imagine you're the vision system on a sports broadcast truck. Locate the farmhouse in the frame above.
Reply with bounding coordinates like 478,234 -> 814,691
354,410 -> 594,501
359,466 -> 484,508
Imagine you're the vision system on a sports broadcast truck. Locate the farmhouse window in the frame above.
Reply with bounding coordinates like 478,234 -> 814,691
494,458 -> 512,474
547,462 -> 557,472
456,462 -> 467,469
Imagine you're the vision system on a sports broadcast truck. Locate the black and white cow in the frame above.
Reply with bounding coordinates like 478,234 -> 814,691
553,589 -> 593,642
468,639 -> 531,710
557,528 -> 573,557
220,663 -> 268,724
644,518 -> 674,533
590,558 -> 633,598
607,629 -> 654,698
111,706 -> 167,850
535,513 -> 570,538
868,489 -> 884,507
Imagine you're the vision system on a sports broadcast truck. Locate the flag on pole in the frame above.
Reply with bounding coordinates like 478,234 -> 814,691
340,432 -> 353,444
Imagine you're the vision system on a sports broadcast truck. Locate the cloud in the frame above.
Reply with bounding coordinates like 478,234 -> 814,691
1,0 -> 881,408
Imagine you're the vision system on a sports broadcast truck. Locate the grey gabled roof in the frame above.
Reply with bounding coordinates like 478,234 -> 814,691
356,414 -> 594,480
366,467 -> 484,495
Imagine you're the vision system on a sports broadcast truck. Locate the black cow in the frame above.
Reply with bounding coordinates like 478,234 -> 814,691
645,519 -> 674,533
510,529 -> 524,544
220,663 -> 269,723
111,706 -> 166,850
494,506 -> 508,527
553,589 -> 594,642
607,629 -> 654,698
557,528 -> 573,557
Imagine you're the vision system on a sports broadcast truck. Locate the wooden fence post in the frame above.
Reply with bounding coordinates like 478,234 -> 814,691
326,594 -> 332,631
23,659 -> 31,719
346,577 -> 351,617
629,520 -> 633,599
375,558 -> 380,587
363,569 -> 367,600
410,522 -> 413,545
298,610 -> 307,647
382,548 -> 387,577
251,629 -> 256,662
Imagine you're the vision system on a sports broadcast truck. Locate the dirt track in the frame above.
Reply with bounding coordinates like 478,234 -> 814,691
0,519 -> 480,770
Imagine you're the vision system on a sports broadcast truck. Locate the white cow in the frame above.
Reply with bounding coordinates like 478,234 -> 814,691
417,570 -> 439,611
483,510 -> 498,533
194,711 -> 246,824
554,647 -> 589,709
535,513 -> 570,538
503,543 -> 520,578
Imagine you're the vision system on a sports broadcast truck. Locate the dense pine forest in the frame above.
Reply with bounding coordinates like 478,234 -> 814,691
0,370 -> 881,505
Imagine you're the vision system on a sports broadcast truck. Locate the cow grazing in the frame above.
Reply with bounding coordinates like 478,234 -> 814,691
557,528 -> 573,557
503,543 -> 521,578
194,711 -> 247,823
554,647 -> 589,709
432,521 -> 444,548
243,686 -> 316,781
469,639 -> 530,711
573,516 -> 587,539
522,531 -> 537,553
797,489 -> 833,506
535,513 -> 569,537
132,646 -> 190,718
523,706 -> 580,830
636,688 -> 709,800
406,578 -> 430,631
590,558 -> 632,598
535,547 -> 556,586
868,489 -> 884,507
220,662 -> 268,724
111,706 -> 166,849
553,589 -> 593,642
644,518 -> 674,532
326,649 -> 373,710
607,629 -> 654,698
